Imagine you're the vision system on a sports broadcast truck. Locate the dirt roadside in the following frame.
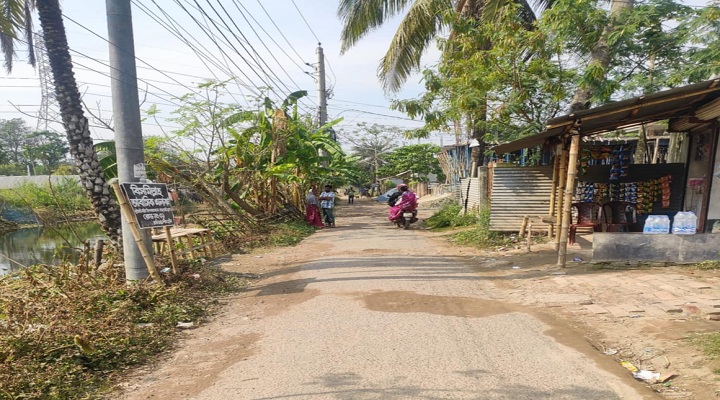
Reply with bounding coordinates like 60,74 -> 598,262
117,198 -> 719,399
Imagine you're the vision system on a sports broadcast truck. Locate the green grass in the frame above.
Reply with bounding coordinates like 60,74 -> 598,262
0,178 -> 91,213
427,205 -> 519,250
693,260 -> 720,270
691,333 -> 720,365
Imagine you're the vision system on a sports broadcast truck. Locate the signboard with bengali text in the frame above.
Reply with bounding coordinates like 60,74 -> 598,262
120,183 -> 175,228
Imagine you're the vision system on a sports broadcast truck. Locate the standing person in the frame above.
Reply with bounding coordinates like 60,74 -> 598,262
347,187 -> 355,204
319,184 -> 336,227
305,187 -> 324,228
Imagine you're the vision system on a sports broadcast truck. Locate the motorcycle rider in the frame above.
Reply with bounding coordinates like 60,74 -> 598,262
388,183 -> 417,223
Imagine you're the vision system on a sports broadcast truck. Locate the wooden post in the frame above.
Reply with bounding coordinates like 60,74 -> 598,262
164,226 -> 178,274
184,235 -> 196,259
94,239 -> 104,268
526,220 -> 533,252
554,145 -> 569,251
109,180 -> 161,282
548,144 -> 562,238
205,231 -> 216,258
558,122 -> 582,267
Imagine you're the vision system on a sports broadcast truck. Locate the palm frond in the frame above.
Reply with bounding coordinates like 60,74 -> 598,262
0,0 -> 36,73
379,0 -> 452,92
338,0 -> 417,54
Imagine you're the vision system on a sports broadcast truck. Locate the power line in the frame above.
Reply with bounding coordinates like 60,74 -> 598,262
134,0 -> 256,105
289,0 -> 320,43
287,0 -> 337,88
169,0 -> 286,102
230,0 -> 309,74
327,106 -> 424,122
254,0 -> 308,64
171,0 -> 315,114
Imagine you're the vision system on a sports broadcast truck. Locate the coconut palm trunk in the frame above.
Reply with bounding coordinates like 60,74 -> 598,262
35,0 -> 122,244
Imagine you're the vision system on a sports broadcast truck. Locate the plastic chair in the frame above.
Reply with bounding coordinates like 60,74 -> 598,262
569,202 -> 602,245
601,201 -> 637,232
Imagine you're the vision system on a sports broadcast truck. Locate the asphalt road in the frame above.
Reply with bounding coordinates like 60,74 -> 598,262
121,200 -> 659,400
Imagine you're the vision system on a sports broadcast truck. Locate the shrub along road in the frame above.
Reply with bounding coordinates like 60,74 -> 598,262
119,199 -> 658,399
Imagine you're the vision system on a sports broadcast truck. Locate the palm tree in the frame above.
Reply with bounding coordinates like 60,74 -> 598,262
1,0 -> 122,244
338,0 -> 552,93
338,0 -> 554,173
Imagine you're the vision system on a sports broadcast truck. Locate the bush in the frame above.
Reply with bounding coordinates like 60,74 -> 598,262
0,261 -> 249,399
0,178 -> 91,213
426,202 -> 478,229
450,207 -> 518,250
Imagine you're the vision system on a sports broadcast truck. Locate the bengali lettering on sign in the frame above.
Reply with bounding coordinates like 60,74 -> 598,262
120,183 -> 175,228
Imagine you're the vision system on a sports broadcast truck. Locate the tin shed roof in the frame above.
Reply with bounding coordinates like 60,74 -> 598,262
494,79 -> 720,154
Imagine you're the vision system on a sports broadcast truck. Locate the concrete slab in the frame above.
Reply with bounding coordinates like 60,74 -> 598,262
593,233 -> 720,263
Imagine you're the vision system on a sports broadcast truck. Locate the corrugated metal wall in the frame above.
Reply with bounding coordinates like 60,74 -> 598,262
459,178 -> 480,213
489,167 -> 554,231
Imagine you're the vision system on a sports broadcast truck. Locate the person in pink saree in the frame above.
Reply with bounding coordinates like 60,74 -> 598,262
388,184 -> 417,222
305,188 -> 324,228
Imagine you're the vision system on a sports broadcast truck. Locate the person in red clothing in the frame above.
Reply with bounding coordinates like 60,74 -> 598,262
305,187 -> 324,228
388,184 -> 417,222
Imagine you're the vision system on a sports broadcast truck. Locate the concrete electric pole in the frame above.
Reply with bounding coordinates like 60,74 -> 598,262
316,43 -> 327,127
106,0 -> 153,281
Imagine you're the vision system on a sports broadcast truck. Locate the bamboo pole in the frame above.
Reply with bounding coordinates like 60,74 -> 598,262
164,226 -> 178,274
109,180 -> 161,282
548,144 -> 562,238
557,122 -> 582,267
554,145 -> 569,251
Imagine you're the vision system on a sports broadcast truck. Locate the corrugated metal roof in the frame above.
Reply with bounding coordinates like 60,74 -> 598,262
494,79 -> 720,154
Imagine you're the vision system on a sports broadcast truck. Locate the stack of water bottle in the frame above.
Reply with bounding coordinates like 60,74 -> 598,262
643,211 -> 697,234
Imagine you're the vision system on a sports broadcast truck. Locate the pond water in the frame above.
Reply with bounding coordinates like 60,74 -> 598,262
0,222 -> 107,275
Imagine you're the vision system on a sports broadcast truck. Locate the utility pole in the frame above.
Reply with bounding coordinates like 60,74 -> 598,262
316,43 -> 327,127
106,0 -> 152,281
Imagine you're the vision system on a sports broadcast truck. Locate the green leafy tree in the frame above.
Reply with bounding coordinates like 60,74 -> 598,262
0,118 -> 31,164
378,144 -> 445,182
23,130 -> 68,173
341,123 -> 400,184
1,0 -> 121,244
394,4 -> 575,147
339,0 -> 554,173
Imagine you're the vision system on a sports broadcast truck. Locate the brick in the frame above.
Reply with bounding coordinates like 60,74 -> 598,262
697,293 -> 720,300
656,303 -> 683,313
605,306 -> 629,318
643,305 -> 667,316
585,304 -> 610,314
653,291 -> 677,301
619,304 -> 645,313
658,284 -> 689,296
687,282 -> 713,290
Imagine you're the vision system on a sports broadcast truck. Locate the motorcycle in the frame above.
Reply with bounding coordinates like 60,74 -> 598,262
392,208 -> 418,229
387,187 -> 418,229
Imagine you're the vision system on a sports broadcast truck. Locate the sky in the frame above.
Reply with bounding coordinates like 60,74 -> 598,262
0,0 -> 713,152
0,0 -> 446,150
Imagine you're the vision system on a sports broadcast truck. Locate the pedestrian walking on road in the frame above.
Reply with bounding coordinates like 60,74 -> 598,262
319,184 -> 336,227
347,187 -> 355,204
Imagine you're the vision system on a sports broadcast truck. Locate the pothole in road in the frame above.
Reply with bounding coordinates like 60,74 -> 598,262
361,290 -> 518,318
